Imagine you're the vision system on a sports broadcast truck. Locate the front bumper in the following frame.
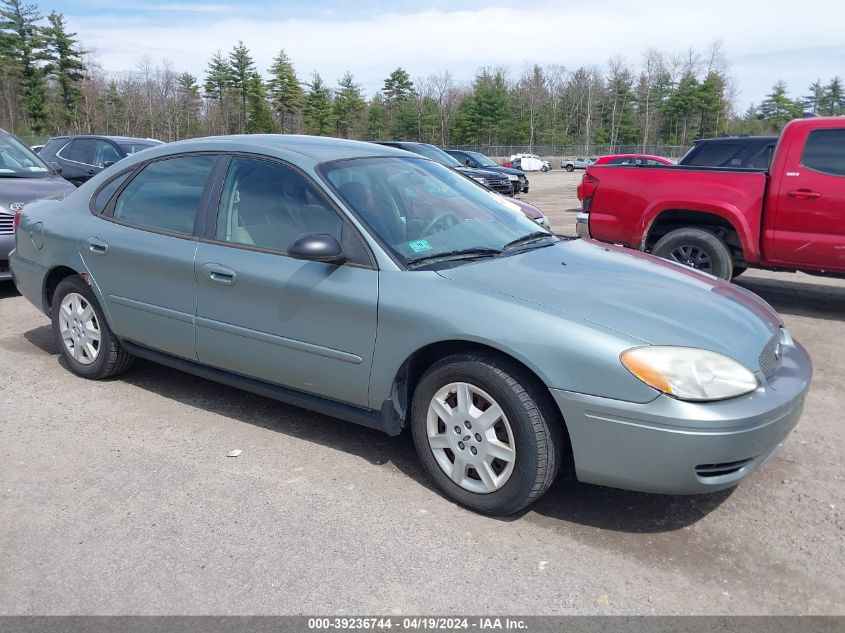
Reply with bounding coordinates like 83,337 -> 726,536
0,233 -> 14,280
575,212 -> 590,239
550,342 -> 812,494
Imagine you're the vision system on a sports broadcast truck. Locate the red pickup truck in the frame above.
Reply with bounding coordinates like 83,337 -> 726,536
576,117 -> 845,280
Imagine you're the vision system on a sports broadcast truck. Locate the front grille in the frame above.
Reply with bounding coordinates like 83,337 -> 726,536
0,214 -> 13,235
759,333 -> 783,377
695,457 -> 754,478
486,178 -> 512,195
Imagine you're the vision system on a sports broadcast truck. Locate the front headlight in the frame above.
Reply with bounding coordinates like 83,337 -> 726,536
472,177 -> 487,185
620,346 -> 758,401
507,174 -> 519,182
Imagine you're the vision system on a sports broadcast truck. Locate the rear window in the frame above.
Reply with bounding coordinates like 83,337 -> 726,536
801,129 -> 845,177
682,142 -> 743,167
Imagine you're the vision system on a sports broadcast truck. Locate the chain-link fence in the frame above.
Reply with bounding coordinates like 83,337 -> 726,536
444,144 -> 691,164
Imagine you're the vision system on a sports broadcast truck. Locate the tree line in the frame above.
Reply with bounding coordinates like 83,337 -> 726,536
1,0 -> 842,150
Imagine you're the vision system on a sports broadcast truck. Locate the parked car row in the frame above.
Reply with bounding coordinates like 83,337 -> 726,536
8,134 -> 812,516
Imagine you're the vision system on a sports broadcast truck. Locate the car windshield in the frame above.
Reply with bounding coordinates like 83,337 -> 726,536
407,144 -> 463,168
321,157 -> 554,268
0,131 -> 51,178
467,151 -> 498,168
119,141 -> 159,155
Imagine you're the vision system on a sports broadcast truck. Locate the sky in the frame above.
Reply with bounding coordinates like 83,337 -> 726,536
53,0 -> 845,110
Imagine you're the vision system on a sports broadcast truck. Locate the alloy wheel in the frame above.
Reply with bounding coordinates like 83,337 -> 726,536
669,244 -> 712,273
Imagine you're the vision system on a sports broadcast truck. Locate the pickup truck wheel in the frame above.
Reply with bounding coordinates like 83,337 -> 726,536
51,275 -> 134,379
565,165 -> 574,172
652,228 -> 734,280
410,352 -> 563,516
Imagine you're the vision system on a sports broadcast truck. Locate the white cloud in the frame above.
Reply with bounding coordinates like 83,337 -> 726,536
66,0 -> 845,107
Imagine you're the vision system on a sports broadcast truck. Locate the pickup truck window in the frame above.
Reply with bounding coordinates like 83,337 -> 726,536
684,143 -> 743,166
802,129 -> 845,177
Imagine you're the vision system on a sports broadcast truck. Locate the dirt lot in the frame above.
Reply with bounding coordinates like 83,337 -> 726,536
1,170 -> 843,615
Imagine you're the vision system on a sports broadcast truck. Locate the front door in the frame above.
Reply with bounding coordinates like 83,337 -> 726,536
81,154 -> 217,360
57,138 -> 122,186
194,156 -> 378,408
770,126 -> 845,270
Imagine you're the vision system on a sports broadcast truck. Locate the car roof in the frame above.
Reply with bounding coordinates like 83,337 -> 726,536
46,135 -> 163,143
113,134 -> 415,168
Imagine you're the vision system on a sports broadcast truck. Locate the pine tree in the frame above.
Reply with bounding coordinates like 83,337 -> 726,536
203,50 -> 231,132
332,71 -> 365,138
0,0 -> 48,133
821,77 -> 844,115
803,80 -> 825,114
228,40 -> 256,133
758,80 -> 801,125
245,72 -> 276,133
42,11 -> 85,124
303,71 -> 333,136
267,49 -> 304,133
382,67 -> 415,104
176,72 -> 201,138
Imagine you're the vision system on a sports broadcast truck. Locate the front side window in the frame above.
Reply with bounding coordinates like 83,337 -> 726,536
216,157 -> 367,259
322,157 -> 553,267
801,129 -> 845,177
60,138 -> 120,167
112,155 -> 214,234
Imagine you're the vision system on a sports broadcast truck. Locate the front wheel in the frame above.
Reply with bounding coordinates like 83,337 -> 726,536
410,353 -> 564,515
652,227 -> 733,280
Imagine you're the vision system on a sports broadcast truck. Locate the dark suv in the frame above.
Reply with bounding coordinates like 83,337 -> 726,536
371,141 -> 514,196
445,149 -> 529,194
678,136 -> 778,169
39,135 -> 163,186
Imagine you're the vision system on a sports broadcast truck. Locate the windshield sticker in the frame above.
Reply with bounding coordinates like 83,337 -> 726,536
408,239 -> 433,253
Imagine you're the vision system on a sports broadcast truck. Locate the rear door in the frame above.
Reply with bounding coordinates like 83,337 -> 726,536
81,153 -> 218,360
57,138 -> 122,186
769,126 -> 845,270
194,155 -> 379,407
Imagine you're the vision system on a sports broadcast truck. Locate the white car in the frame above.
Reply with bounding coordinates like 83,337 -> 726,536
562,156 -> 594,172
510,153 -> 551,172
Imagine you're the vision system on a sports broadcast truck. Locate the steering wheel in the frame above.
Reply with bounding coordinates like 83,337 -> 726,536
421,212 -> 460,237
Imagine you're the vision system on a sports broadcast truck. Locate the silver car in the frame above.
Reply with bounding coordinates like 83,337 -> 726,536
9,135 -> 812,515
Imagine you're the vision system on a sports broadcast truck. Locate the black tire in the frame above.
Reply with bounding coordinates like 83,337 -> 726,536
732,266 -> 747,279
50,275 -> 134,379
540,165 -> 549,172
651,227 -> 734,280
565,164 -> 574,172
410,352 -> 564,516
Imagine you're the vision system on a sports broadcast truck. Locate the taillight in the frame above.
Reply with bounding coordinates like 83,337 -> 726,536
13,209 -> 22,232
579,172 -> 599,211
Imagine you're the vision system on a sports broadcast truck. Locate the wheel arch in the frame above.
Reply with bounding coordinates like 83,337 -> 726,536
42,265 -> 83,313
641,208 -> 751,266
386,339 -> 569,442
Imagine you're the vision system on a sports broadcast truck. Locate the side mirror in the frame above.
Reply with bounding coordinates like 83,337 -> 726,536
47,161 -> 62,176
288,233 -> 346,264
102,160 -> 117,168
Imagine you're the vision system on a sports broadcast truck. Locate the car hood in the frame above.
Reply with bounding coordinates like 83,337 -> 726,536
436,238 -> 781,371
482,165 -> 526,177
0,176 -> 75,211
454,166 -> 505,179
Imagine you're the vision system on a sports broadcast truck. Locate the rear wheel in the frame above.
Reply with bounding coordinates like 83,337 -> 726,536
51,275 -> 134,379
652,227 -> 734,280
565,164 -> 574,172
410,352 -> 563,515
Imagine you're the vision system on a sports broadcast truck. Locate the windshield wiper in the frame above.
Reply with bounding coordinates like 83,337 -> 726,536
407,247 -> 502,268
503,231 -> 555,251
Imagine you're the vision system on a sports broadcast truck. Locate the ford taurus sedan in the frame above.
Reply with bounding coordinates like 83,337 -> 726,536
9,135 -> 812,515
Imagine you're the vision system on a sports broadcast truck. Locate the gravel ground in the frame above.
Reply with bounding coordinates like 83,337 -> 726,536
0,170 -> 843,615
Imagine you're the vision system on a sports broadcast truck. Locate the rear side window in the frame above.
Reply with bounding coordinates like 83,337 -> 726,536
93,171 -> 133,213
112,155 -> 214,234
802,129 -> 845,177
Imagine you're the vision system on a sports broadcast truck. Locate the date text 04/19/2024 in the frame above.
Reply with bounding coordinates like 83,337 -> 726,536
307,617 -> 528,631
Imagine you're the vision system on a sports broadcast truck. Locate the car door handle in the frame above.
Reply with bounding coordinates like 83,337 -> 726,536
787,189 -> 822,199
86,237 -> 109,255
203,263 -> 237,286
